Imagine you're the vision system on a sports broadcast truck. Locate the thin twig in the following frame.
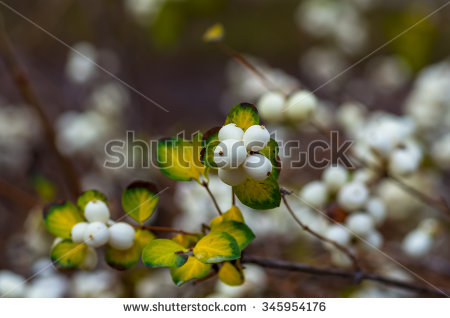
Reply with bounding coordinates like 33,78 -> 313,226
133,224 -> 199,236
242,255 -> 449,297
0,14 -> 81,198
231,188 -> 236,206
281,192 -> 361,271
202,182 -> 222,215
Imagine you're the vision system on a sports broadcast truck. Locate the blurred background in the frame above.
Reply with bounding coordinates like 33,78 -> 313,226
0,0 -> 449,297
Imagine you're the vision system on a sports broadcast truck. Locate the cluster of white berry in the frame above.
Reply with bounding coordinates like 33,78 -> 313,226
402,218 -> 440,258
69,200 -> 136,269
299,165 -> 386,263
257,90 -> 318,123
214,124 -> 273,186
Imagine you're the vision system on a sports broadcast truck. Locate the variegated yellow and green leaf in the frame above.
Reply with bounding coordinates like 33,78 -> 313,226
193,231 -> 240,263
210,221 -> 255,250
77,189 -> 108,213
218,261 -> 245,286
200,127 -> 220,168
43,202 -> 85,239
210,206 -> 245,228
121,181 -> 159,224
172,234 -> 200,249
233,176 -> 281,210
225,103 -> 259,131
142,239 -> 188,268
50,240 -> 87,269
170,256 -> 211,286
259,138 -> 281,180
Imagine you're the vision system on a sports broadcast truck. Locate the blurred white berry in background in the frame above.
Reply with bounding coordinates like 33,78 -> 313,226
388,148 -> 421,176
218,123 -> 244,142
257,91 -> 286,123
83,222 -> 110,248
325,224 -> 351,246
218,166 -> 247,186
213,139 -> 247,169
80,247 -> 98,271
402,229 -> 433,257
243,154 -> 273,181
365,198 -> 386,225
365,230 -> 383,249
337,182 -> 369,211
431,133 -> 450,169
71,222 -> 88,243
65,42 -> 98,84
285,90 -> 317,122
108,222 -> 136,250
346,213 -> 375,236
0,271 -> 26,297
322,165 -> 348,192
84,200 -> 110,224
299,181 -> 328,209
242,125 -> 270,151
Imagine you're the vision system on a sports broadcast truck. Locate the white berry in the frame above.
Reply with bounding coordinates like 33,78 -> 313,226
218,166 -> 247,186
337,182 -> 369,211
108,222 -> 136,250
366,129 -> 395,157
402,229 -> 433,257
365,230 -> 383,249
213,139 -> 247,169
366,198 -> 386,225
218,123 -> 244,141
299,181 -> 328,208
388,148 -> 420,176
258,91 -> 285,122
243,154 -> 273,181
83,222 -> 109,248
346,213 -> 375,236
325,225 -> 351,246
80,247 -> 98,271
71,222 -> 88,243
322,165 -> 348,192
242,125 -> 270,152
84,200 -> 110,224
285,90 -> 317,121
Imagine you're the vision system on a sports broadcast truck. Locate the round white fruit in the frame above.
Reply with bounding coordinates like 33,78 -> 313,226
258,91 -> 285,122
388,148 -> 420,176
242,125 -> 270,152
83,222 -> 110,248
285,90 -> 317,121
325,224 -> 351,246
213,139 -> 247,169
218,123 -> 244,141
365,230 -> 383,249
322,165 -> 348,192
108,222 -> 136,250
299,181 -> 328,208
366,198 -> 386,225
243,154 -> 273,181
402,229 -> 433,257
345,213 -> 375,236
84,200 -> 110,224
337,182 -> 369,211
218,166 -> 247,186
71,222 -> 88,243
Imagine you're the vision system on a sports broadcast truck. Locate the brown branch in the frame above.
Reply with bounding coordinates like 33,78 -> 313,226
0,14 -> 81,199
0,178 -> 40,210
282,192 -> 361,271
242,255 -> 449,297
202,182 -> 222,215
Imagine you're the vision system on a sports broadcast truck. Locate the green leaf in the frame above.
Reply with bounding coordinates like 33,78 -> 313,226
225,103 -> 259,131
77,190 -> 108,212
172,234 -> 200,249
210,221 -> 255,250
259,138 -> 281,180
200,127 -> 220,168
142,239 -> 188,268
105,229 -> 154,270
233,176 -> 281,210
193,231 -> 240,263
218,261 -> 245,286
170,256 -> 211,286
210,206 -> 245,228
105,243 -> 141,271
43,202 -> 85,239
157,135 -> 206,182
122,181 -> 159,224
50,240 -> 87,269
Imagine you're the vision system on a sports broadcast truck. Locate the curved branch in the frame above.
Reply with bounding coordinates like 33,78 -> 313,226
242,255 -> 449,297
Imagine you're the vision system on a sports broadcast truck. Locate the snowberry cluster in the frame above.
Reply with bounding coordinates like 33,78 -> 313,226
70,200 -> 136,266
214,123 -> 273,186
257,90 -> 318,123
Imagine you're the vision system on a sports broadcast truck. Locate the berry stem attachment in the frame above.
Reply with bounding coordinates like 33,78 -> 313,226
202,182 -> 222,215
281,192 -> 361,271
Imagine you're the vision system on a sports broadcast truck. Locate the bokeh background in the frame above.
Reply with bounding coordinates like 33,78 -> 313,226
0,0 -> 449,297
